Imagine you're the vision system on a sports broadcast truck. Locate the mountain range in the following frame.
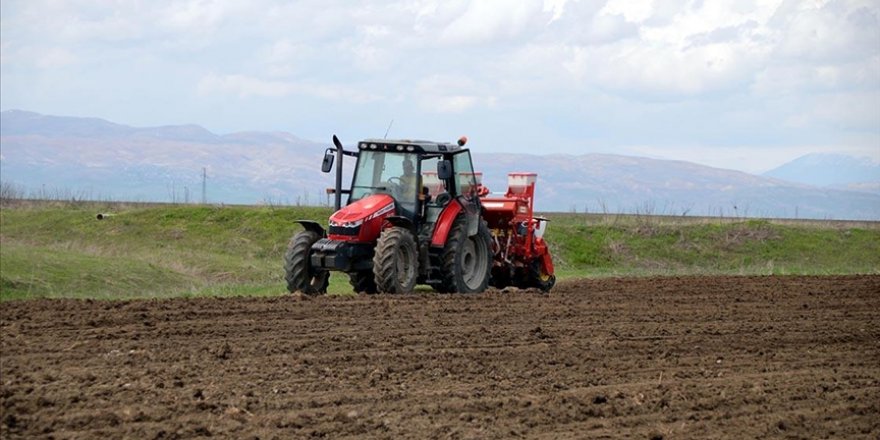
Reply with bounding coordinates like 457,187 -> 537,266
1,109 -> 878,220
762,153 -> 880,193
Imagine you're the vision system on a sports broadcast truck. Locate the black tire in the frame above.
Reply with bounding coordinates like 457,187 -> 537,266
438,217 -> 492,293
284,230 -> 329,295
529,262 -> 556,293
529,271 -> 556,293
349,270 -> 378,294
373,226 -> 418,293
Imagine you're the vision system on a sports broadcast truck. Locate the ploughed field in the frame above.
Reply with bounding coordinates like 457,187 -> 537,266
2,275 -> 879,439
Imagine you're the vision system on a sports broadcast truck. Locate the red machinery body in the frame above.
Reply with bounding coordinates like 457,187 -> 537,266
328,194 -> 396,242
328,193 -> 465,249
479,173 -> 555,289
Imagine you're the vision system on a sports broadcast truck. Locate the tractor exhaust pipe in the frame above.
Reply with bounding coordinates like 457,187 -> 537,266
332,135 -> 344,211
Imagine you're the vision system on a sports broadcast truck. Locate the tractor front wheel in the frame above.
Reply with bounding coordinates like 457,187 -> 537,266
284,230 -> 329,295
373,226 -> 418,293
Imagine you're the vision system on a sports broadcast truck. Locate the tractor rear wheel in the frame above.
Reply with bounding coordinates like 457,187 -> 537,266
349,270 -> 378,294
284,230 -> 329,295
373,226 -> 418,293
438,217 -> 492,293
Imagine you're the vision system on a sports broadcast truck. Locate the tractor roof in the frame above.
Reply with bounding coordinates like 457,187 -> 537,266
357,139 -> 465,154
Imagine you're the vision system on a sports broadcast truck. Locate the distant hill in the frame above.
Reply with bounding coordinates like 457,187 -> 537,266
2,110 -> 879,220
763,153 -> 880,192
0,110 -> 331,205
474,154 -> 879,219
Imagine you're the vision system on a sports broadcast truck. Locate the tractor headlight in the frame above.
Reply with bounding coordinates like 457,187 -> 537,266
330,219 -> 364,228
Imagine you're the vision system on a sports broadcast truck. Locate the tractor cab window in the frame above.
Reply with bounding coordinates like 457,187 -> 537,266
452,151 -> 478,199
350,151 -> 419,214
420,156 -> 444,198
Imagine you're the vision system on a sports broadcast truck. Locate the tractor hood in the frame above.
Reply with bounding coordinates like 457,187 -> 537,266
328,194 -> 395,242
330,194 -> 395,226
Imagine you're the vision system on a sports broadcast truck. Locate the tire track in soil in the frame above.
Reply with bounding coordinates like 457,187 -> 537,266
1,275 -> 878,439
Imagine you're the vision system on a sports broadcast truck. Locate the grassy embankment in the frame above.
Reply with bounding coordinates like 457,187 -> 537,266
1,203 -> 878,300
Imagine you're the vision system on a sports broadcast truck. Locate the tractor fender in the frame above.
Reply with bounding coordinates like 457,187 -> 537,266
461,196 -> 481,236
431,200 -> 463,247
466,208 -> 479,236
294,220 -> 326,237
383,215 -> 414,231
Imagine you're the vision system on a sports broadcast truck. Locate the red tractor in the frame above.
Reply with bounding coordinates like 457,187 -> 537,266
284,135 -> 555,294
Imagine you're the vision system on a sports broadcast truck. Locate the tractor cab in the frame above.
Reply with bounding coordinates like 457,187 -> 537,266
333,138 -> 482,237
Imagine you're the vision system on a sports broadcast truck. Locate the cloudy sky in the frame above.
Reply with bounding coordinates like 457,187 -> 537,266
1,0 -> 878,173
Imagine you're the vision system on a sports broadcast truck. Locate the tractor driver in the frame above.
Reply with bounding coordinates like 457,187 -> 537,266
399,158 -> 419,201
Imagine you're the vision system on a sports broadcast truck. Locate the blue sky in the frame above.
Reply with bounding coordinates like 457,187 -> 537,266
1,0 -> 878,173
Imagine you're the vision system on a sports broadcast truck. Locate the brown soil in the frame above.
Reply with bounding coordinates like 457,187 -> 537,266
2,275 -> 879,439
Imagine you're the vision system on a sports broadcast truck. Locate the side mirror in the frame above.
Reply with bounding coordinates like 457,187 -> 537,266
437,160 -> 453,180
321,148 -> 334,173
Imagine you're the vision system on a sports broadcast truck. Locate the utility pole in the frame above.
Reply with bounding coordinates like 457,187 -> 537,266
201,167 -> 207,204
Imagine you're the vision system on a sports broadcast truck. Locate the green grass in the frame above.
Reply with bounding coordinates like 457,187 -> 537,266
1,203 -> 878,300
544,215 -> 880,276
0,204 -> 349,300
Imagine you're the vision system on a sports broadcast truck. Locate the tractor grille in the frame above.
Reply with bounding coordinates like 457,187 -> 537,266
329,225 -> 361,236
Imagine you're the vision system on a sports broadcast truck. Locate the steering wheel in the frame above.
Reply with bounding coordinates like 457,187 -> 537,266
386,177 -> 404,199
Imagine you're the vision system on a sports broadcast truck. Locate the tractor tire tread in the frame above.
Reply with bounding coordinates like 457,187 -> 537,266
373,226 -> 418,293
284,230 -> 328,295
437,217 -> 491,293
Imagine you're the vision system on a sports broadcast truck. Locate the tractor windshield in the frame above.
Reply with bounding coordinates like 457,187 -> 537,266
350,151 -> 419,214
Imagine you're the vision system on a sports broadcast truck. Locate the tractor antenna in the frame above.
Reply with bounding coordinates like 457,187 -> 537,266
384,119 -> 394,139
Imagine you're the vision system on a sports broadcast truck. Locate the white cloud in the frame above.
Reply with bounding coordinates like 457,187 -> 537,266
752,56 -> 880,96
261,39 -> 314,77
196,73 -> 384,103
438,0 -> 551,45
542,0 -> 568,22
415,74 -> 498,113
561,38 -> 765,97
159,0 -> 230,32
772,0 -> 879,63
35,47 -> 79,68
600,0 -> 653,23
